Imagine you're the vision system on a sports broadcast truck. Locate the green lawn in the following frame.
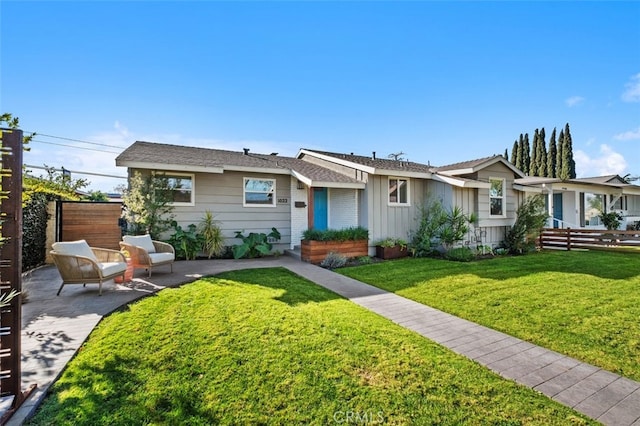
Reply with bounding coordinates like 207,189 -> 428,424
340,250 -> 640,382
29,268 -> 593,425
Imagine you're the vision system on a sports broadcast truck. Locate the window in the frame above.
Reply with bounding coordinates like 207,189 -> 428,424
155,173 -> 194,205
489,178 -> 505,216
244,178 -> 276,207
388,177 -> 409,205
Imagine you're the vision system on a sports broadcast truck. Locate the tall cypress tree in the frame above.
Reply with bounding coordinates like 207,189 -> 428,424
564,123 -> 576,179
530,129 -> 539,176
516,134 -> 524,171
504,148 -> 509,160
547,128 -> 557,178
511,140 -> 518,164
537,127 -> 547,177
522,133 -> 531,175
557,128 -> 565,179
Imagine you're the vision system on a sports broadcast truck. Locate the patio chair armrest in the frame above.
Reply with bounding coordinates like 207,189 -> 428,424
91,247 -> 126,263
50,252 -> 102,280
119,242 -> 152,265
152,241 -> 175,255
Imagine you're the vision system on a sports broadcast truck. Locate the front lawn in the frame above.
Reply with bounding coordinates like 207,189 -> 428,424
28,268 -> 593,425
340,250 -> 640,382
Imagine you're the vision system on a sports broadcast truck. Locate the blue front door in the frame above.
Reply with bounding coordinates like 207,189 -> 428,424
553,193 -> 563,228
313,188 -> 328,230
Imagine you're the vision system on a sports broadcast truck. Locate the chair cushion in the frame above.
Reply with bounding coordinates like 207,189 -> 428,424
52,240 -> 97,262
100,261 -> 128,277
149,252 -> 174,265
123,235 -> 156,253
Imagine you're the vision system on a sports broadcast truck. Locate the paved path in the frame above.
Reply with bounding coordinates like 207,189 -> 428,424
6,256 -> 640,425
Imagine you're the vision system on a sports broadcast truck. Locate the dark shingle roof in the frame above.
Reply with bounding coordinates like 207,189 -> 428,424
300,149 -> 433,173
116,141 -> 362,185
433,155 -> 502,172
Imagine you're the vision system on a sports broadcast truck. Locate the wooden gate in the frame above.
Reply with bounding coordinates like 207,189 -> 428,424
56,201 -> 123,250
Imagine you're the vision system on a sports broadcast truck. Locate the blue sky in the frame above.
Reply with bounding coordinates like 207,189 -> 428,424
2,1 -> 639,192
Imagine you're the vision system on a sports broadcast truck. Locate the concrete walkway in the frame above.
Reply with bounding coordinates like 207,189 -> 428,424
6,256 -> 640,425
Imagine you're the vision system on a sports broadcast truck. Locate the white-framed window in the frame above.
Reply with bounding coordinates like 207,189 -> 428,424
244,177 -> 276,207
155,173 -> 194,206
489,178 -> 505,217
388,177 -> 409,205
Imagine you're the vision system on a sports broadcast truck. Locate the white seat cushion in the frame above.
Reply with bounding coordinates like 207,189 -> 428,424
52,240 -> 97,262
149,252 -> 174,265
100,261 -> 127,277
123,235 -> 156,253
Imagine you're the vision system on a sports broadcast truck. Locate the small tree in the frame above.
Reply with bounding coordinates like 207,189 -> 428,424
121,171 -> 175,239
504,195 -> 548,254
599,210 -> 623,231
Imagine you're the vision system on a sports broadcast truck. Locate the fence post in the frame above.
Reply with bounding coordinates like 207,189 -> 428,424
566,227 -> 571,251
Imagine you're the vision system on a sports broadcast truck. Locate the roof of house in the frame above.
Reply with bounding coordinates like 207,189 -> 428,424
514,175 -> 640,195
297,149 -> 433,174
433,155 -> 525,178
116,141 -> 364,188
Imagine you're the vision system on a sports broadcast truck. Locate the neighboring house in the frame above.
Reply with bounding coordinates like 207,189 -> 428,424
514,175 -> 640,229
295,150 -> 525,248
116,141 -> 640,255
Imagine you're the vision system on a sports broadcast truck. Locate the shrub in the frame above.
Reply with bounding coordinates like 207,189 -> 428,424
357,256 -> 373,265
599,211 -> 623,231
302,226 -> 368,241
445,247 -> 475,262
504,195 -> 548,254
375,238 -> 407,249
320,251 -> 347,269
166,221 -> 203,260
199,210 -> 225,259
411,196 -> 477,256
232,228 -> 281,259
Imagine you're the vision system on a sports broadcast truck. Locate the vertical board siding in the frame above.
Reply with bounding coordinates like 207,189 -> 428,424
368,175 -> 424,243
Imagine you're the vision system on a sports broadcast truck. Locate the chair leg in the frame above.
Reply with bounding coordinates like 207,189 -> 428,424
56,283 -> 65,296
99,281 -> 102,296
148,267 -> 152,278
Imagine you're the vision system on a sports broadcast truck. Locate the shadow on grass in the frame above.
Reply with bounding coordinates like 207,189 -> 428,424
211,267 -> 341,306
339,250 -> 640,293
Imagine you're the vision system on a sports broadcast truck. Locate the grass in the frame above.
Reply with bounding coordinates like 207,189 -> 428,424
28,268 -> 593,425
339,250 -> 640,382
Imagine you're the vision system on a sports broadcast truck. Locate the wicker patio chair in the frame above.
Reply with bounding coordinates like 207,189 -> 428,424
119,234 -> 175,278
50,240 -> 127,296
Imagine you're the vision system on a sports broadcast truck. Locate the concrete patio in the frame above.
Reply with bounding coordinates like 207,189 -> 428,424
5,256 -> 640,425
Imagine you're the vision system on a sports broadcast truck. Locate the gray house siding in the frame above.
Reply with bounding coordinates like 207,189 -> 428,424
132,168 -> 292,251
366,175 -> 426,244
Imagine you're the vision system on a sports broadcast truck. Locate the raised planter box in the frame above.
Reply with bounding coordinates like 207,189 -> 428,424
375,245 -> 409,260
301,240 -> 369,264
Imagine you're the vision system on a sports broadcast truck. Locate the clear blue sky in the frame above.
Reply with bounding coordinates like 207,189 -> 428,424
2,1 -> 639,192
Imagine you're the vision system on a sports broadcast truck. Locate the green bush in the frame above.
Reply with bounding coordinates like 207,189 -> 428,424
232,228 -> 281,259
199,211 -> 225,259
302,226 -> 368,241
375,237 -> 407,248
445,247 -> 475,262
166,221 -> 203,260
504,195 -> 548,254
22,193 -> 49,270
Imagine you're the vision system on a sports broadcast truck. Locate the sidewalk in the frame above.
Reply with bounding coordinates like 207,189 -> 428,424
7,256 -> 640,425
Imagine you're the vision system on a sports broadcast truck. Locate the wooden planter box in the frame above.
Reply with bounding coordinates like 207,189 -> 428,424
301,240 -> 369,264
375,245 -> 409,260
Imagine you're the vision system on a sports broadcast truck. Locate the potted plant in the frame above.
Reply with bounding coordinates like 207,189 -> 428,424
301,226 -> 369,264
375,238 -> 408,260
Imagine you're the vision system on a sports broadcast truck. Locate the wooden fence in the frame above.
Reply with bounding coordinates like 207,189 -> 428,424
56,201 -> 123,250
539,228 -> 640,252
